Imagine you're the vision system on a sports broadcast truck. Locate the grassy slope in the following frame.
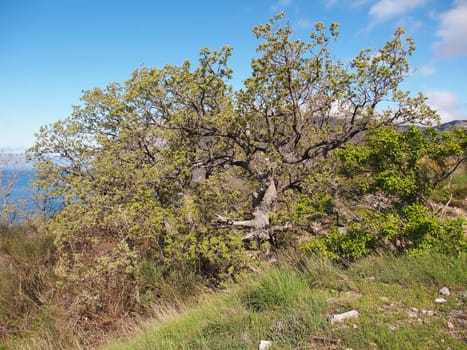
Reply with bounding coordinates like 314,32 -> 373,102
102,253 -> 466,350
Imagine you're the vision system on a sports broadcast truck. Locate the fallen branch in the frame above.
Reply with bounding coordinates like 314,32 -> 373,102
213,214 -> 257,228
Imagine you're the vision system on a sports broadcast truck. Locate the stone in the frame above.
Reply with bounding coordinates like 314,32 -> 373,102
343,291 -> 362,299
421,309 -> 434,317
447,321 -> 454,330
242,332 -> 251,344
330,310 -> 359,324
435,298 -> 447,304
0,254 -> 15,271
338,226 -> 347,234
258,340 -> 272,350
439,287 -> 450,296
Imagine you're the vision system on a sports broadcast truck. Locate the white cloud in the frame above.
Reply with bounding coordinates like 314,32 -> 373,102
326,0 -> 375,8
324,0 -> 338,6
396,16 -> 424,33
369,0 -> 427,21
294,18 -> 312,30
418,64 -> 436,76
433,1 -> 467,59
426,90 -> 467,123
271,0 -> 292,11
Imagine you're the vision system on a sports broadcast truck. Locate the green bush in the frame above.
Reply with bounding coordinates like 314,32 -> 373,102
302,125 -> 466,262
302,224 -> 374,264
335,126 -> 466,206
301,203 -> 466,262
410,217 -> 466,256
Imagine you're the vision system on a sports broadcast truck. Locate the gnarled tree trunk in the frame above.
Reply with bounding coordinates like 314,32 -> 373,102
213,176 -> 291,247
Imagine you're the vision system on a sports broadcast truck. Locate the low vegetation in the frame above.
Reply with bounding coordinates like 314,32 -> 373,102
1,223 -> 465,349
102,253 -> 466,350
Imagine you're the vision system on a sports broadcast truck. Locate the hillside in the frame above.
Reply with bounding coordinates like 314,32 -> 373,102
439,120 -> 467,131
101,253 -> 466,350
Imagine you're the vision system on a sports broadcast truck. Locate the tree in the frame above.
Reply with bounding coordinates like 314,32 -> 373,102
161,14 -> 438,243
28,13 -> 448,327
0,152 -> 23,226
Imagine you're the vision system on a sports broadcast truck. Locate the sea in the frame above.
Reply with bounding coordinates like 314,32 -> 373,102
0,168 -> 40,221
1,166 -> 68,223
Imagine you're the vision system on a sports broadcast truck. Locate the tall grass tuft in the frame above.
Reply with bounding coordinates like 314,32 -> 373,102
243,268 -> 311,311
0,224 -> 58,346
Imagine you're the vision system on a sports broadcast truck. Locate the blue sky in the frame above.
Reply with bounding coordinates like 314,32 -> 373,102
1,0 -> 466,150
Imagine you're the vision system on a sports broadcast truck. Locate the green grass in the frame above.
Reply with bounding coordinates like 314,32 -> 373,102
102,268 -> 328,350
102,253 -> 467,350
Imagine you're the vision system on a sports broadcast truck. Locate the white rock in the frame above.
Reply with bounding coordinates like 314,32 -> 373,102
330,310 -> 359,324
435,298 -> 447,304
242,332 -> 251,344
421,309 -> 435,317
439,287 -> 450,296
258,340 -> 272,350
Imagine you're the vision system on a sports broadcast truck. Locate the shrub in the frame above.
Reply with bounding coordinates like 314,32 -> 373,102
301,204 -> 466,262
302,125 -> 467,262
301,224 -> 374,264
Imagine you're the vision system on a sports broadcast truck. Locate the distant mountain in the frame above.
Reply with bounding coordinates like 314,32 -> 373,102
397,120 -> 466,132
0,151 -> 33,170
439,120 -> 467,131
